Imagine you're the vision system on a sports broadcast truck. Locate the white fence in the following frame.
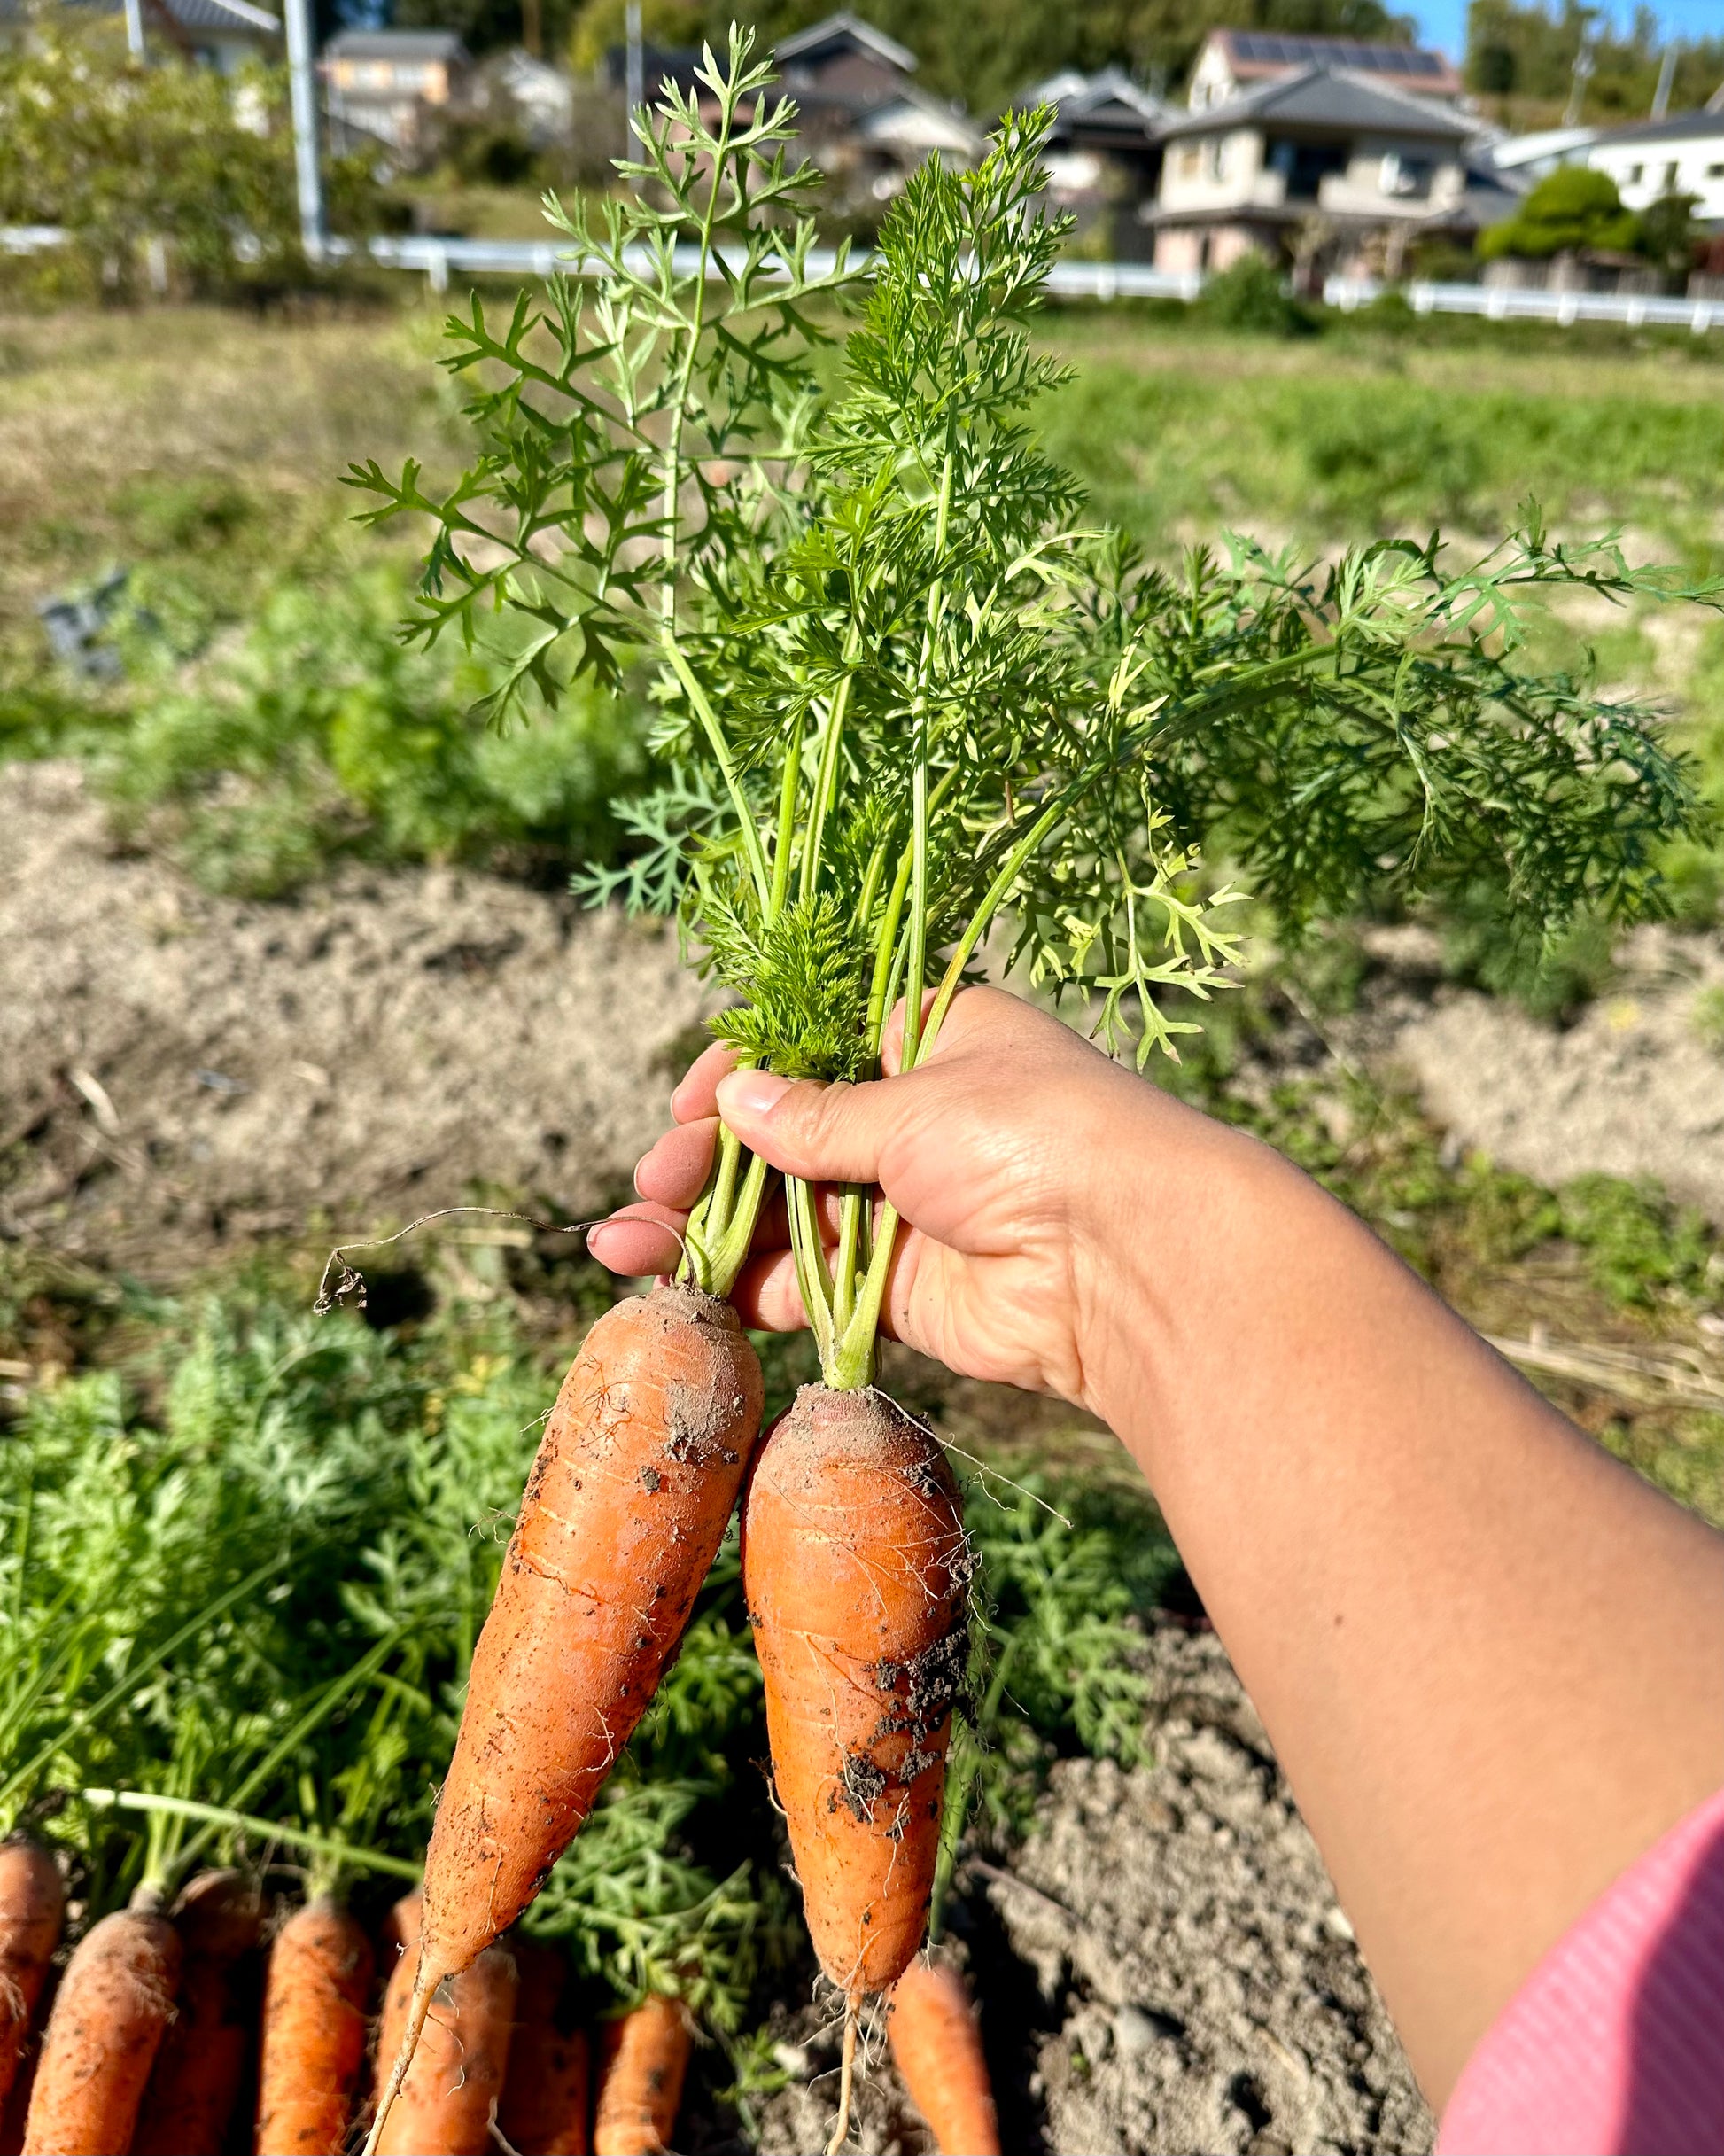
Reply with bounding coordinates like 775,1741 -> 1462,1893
9,223 -> 1722,332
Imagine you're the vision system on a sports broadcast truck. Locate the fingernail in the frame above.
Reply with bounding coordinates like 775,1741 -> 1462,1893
717,1070 -> 792,1120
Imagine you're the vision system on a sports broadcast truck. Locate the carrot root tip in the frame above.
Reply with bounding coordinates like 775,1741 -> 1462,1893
824,2001 -> 859,2156
360,1974 -> 435,2156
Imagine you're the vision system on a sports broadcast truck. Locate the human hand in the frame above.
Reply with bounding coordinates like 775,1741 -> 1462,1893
587,985 -> 1235,1411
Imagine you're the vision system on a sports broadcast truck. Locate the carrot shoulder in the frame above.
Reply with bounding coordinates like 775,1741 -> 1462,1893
888,1961 -> 1000,2156
499,1942 -> 590,2156
133,1869 -> 261,2156
254,1893 -> 375,2156
369,1283 -> 761,2145
22,1901 -> 181,2156
592,1996 -> 690,2156
0,1841 -> 62,2115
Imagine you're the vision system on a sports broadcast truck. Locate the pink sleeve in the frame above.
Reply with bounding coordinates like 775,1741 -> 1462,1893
1438,1784 -> 1724,2156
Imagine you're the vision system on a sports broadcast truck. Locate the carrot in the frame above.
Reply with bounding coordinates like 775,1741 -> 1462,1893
499,1942 -> 590,2156
888,1961 -> 999,2156
0,1968 -> 54,2156
741,1384 -> 969,2152
0,1841 -> 62,2117
22,1895 -> 181,2156
591,1996 -> 689,2156
253,1893 -> 375,2156
373,1918 -> 517,2156
132,1869 -> 260,2156
366,1282 -> 762,2150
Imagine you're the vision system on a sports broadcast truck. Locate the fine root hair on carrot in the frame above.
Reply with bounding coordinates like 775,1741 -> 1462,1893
374,1942 -> 517,2156
367,1283 -> 763,2145
361,1976 -> 434,2156
0,1839 -> 63,2115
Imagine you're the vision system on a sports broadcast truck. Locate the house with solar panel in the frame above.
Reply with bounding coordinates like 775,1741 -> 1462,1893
1146,37 -> 1517,283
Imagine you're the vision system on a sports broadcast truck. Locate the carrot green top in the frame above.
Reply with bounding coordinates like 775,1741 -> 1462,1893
357,28 -> 1712,1387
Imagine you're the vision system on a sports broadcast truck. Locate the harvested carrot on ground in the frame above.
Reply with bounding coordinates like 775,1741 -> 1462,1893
592,1996 -> 689,2156
742,1394 -> 968,2147
22,1894 -> 181,2156
133,1868 -> 260,2156
254,1892 -> 375,2155
364,1287 -> 763,2149
888,1961 -> 999,2156
0,1841 -> 62,2115
372,1890 -> 516,2156
499,1942 -> 590,2156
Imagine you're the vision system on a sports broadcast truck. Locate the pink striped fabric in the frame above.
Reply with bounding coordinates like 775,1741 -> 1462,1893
1438,1783 -> 1724,2156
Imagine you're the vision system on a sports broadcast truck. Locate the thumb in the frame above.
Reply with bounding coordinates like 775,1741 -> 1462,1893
714,1068 -> 902,1186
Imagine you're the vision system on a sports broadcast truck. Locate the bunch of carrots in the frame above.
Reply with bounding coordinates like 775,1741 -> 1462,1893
0,1841 -> 991,2155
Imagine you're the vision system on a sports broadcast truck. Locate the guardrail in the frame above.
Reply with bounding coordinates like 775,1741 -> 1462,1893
8,224 -> 1720,331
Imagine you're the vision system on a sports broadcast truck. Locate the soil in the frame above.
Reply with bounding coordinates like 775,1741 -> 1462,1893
0,761 -> 710,1270
734,1621 -> 1432,2156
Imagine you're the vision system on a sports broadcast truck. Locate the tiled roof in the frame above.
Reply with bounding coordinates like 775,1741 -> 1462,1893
1161,66 -> 1474,143
324,28 -> 467,59
1588,108 -> 1724,148
774,10 -> 915,76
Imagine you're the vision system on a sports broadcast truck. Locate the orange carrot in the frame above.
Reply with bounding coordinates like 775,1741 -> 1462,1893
253,1893 -> 376,2156
591,1997 -> 689,2156
374,1928 -> 516,2156
741,1384 -> 968,2149
888,1961 -> 999,2156
132,1869 -> 261,2156
0,1968 -> 54,2156
22,1896 -> 182,2156
0,1841 -> 62,2117
367,1283 -> 762,2149
499,1942 -> 590,2156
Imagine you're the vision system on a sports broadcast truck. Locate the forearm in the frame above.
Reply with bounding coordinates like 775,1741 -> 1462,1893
1084,1106 -> 1724,2104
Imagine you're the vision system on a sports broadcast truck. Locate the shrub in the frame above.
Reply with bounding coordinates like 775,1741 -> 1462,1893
100,571 -> 649,896
1194,253 -> 1316,338
1478,167 -> 1639,262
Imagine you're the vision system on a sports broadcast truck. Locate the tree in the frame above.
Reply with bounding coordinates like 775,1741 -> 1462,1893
1465,0 -> 1724,126
0,13 -> 379,302
1477,166 -> 1638,261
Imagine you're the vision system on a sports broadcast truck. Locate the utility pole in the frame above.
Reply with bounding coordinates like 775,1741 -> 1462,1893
625,0 -> 643,160
123,0 -> 145,59
1651,43 -> 1677,121
283,0 -> 327,265
522,0 -> 541,58
1563,38 -> 1594,127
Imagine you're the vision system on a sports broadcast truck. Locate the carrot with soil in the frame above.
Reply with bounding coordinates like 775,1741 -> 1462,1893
22,1895 -> 180,2156
373,1903 -> 517,2156
132,1868 -> 260,2156
364,1288 -> 763,2149
887,1961 -> 1000,2156
591,1996 -> 690,2156
254,1894 -> 375,2156
499,1942 -> 590,2156
0,1841 -> 61,2116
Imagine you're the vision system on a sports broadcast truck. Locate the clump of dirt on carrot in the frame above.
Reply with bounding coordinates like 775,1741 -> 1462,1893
364,1286 -> 762,2150
889,1959 -> 1000,2156
593,1995 -> 691,2156
743,1388 -> 970,2147
0,1841 -> 61,2115
132,1868 -> 260,2156
254,1891 -> 375,2156
22,1894 -> 181,2156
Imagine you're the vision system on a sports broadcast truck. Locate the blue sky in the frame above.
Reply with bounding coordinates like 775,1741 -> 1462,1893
1410,0 -> 1724,66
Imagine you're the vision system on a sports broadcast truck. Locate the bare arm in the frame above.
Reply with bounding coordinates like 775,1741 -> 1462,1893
591,985 -> 1724,2105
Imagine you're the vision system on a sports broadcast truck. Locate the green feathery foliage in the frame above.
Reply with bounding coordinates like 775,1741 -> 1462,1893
357,28 -> 1712,1379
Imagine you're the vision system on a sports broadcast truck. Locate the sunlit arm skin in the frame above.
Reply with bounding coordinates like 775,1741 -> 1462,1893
589,985 -> 1724,2109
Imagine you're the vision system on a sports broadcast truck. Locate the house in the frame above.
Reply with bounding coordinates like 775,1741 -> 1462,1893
1586,110 -> 1724,223
774,12 -> 917,113
771,13 -> 981,200
1483,124 -> 1597,187
488,49 -> 574,149
1147,67 -> 1513,280
0,0 -> 282,71
1025,66 -> 1168,257
322,28 -> 471,152
1186,28 -> 1463,113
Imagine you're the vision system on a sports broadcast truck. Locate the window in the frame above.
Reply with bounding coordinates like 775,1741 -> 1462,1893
1663,160 -> 1680,190
1205,137 -> 1226,182
1709,162 -> 1724,178
1626,162 -> 1643,184
1380,152 -> 1433,198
